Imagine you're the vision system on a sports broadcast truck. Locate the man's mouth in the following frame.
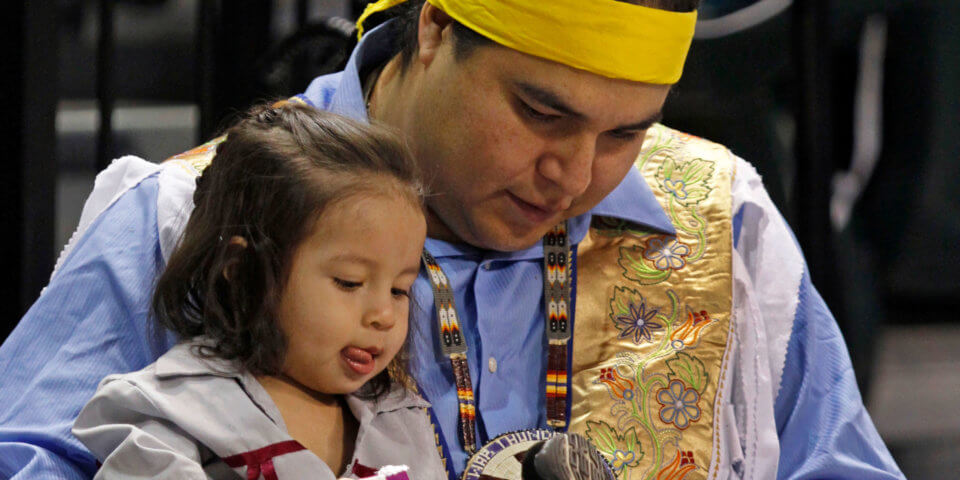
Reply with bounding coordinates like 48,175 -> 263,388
507,192 -> 563,224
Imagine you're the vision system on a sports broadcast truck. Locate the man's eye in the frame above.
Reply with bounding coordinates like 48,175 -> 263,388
391,287 -> 410,298
520,101 -> 560,123
607,129 -> 642,141
333,278 -> 362,290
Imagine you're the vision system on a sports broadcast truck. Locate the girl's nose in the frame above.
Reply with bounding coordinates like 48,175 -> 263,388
362,299 -> 396,330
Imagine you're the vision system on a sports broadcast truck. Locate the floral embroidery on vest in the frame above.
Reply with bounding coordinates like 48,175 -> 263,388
570,125 -> 735,480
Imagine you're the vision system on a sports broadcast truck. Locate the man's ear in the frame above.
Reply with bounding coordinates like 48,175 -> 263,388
417,2 -> 455,66
222,236 -> 249,281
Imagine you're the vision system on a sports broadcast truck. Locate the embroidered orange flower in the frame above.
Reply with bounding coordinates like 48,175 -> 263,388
670,308 -> 713,349
597,367 -> 636,402
656,450 -> 697,480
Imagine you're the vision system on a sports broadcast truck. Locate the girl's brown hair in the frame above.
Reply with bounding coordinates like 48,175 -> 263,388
152,102 -> 423,398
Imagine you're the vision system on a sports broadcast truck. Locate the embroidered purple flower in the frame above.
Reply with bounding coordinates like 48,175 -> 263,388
656,379 -> 701,429
643,237 -> 690,271
614,301 -> 663,344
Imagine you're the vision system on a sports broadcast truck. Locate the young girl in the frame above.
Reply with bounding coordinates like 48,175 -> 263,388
73,103 -> 444,480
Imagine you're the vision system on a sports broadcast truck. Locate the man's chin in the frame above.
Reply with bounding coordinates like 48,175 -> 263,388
469,222 -> 556,252
480,235 -> 543,253
427,206 -> 566,251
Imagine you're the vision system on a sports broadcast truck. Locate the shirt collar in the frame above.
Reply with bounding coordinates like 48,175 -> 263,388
155,339 -> 242,379
317,21 -> 399,122
591,164 -> 676,235
308,20 -> 676,260
154,340 -> 288,427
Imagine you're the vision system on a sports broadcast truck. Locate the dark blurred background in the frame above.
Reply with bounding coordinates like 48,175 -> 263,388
3,1 -> 958,477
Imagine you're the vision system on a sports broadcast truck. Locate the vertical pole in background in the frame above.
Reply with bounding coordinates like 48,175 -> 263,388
197,0 -> 220,142
196,0 -> 273,141
296,0 -> 310,27
793,1 -> 840,311
96,0 -> 115,172
0,0 -> 58,340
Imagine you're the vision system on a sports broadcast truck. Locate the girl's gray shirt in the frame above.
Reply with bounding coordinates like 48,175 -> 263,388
73,342 -> 447,479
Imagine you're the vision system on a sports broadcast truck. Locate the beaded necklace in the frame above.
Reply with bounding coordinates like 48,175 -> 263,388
421,222 -> 574,456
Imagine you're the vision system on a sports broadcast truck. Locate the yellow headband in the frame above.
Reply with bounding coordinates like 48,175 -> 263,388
356,0 -> 697,84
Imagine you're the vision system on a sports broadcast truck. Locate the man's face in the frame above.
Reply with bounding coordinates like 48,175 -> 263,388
404,27 -> 671,251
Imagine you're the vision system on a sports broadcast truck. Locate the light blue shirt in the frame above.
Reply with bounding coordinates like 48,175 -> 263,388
0,21 -> 902,480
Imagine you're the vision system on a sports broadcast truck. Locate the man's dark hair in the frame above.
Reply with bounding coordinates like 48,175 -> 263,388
370,0 -> 700,69
152,102 -> 423,398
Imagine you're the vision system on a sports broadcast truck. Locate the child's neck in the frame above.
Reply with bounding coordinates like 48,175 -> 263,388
257,375 -> 359,476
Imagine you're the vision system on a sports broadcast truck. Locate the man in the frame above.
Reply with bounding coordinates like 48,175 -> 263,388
0,0 -> 904,479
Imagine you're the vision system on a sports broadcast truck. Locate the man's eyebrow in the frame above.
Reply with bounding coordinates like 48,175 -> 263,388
516,81 -> 663,131
516,82 -> 585,119
613,111 -> 664,132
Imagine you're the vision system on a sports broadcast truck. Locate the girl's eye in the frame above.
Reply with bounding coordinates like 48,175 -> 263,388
333,278 -> 362,290
520,101 -> 560,123
391,288 -> 410,298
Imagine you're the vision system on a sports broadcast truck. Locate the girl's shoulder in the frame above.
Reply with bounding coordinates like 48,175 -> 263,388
96,340 -> 245,401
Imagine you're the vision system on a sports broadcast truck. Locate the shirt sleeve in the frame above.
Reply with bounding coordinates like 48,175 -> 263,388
731,158 -> 904,479
0,175 -> 176,479
72,376 -> 208,480
772,272 -> 904,479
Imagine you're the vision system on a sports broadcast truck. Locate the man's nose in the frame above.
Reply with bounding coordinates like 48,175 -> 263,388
537,134 -> 595,198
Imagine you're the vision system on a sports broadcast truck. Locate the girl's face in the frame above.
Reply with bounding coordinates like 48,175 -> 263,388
276,192 -> 426,395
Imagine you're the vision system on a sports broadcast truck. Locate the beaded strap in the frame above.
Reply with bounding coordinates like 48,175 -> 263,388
422,221 -> 573,455
546,341 -> 569,427
543,222 -> 572,428
422,250 -> 477,454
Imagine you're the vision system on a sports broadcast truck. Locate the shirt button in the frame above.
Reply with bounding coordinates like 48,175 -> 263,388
488,357 -> 498,373
482,263 -> 492,270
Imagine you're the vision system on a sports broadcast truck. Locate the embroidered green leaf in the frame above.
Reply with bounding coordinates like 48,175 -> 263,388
665,351 -> 709,394
635,124 -> 672,171
618,245 -> 670,285
584,420 -> 644,468
609,286 -> 642,321
660,155 -> 676,180
585,420 -> 620,453
658,158 -> 716,207
681,158 -> 714,185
